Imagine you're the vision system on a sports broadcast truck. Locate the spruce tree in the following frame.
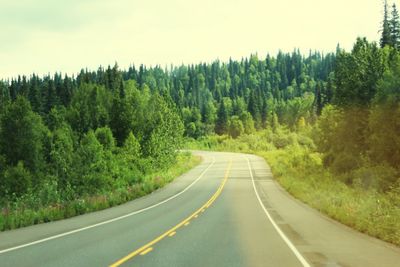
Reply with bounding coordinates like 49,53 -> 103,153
215,101 -> 228,135
390,3 -> 400,49
381,0 -> 392,48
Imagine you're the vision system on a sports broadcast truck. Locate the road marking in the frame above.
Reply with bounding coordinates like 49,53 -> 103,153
168,231 -> 176,237
140,247 -> 153,256
109,159 -> 233,267
0,157 -> 217,255
246,157 -> 311,267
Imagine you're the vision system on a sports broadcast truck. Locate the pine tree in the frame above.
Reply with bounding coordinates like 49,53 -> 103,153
215,101 -> 228,135
314,82 -> 323,115
390,3 -> 400,49
381,0 -> 392,48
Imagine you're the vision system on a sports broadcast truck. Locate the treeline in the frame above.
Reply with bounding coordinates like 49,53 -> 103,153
0,49 -> 335,138
1,37 -> 399,195
0,80 -> 183,202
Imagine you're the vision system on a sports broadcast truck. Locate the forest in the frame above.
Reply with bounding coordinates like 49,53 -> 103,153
0,2 -> 399,238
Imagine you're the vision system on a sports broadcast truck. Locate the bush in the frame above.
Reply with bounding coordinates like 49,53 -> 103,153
1,162 -> 32,198
330,152 -> 360,177
351,164 -> 399,191
95,127 -> 116,151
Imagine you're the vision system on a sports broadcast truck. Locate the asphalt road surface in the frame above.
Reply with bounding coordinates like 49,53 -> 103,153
0,151 -> 399,267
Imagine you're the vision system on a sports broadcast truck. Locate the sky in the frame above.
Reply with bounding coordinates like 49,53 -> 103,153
0,0 -> 389,79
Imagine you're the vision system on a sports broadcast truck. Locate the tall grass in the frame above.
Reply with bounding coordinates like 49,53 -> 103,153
0,152 -> 201,231
261,148 -> 400,246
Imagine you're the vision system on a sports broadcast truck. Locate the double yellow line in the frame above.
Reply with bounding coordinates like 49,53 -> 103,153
110,159 -> 233,267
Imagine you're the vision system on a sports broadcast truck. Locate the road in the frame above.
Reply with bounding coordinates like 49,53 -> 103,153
0,151 -> 399,267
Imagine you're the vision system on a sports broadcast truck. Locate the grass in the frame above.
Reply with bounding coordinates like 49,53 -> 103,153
185,132 -> 400,246
261,148 -> 400,246
0,152 -> 201,231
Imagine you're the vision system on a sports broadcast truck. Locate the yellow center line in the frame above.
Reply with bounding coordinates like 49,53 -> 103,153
139,247 -> 153,256
168,231 -> 176,237
109,159 -> 233,267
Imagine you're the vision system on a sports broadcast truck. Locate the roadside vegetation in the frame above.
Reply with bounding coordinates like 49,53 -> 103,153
0,152 -> 200,231
186,125 -> 400,246
0,77 -> 196,230
0,1 -> 399,245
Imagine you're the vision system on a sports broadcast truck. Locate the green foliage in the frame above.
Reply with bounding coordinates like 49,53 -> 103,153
67,84 -> 111,136
0,97 -> 48,173
95,126 -> 116,151
390,4 -> 400,49
2,30 -> 400,240
118,132 -> 143,185
1,162 -> 32,198
141,94 -> 184,168
228,116 -> 244,138
262,147 -> 400,246
215,100 -> 229,135
0,68 -> 186,222
0,152 -> 199,231
72,131 -> 111,194
109,95 -> 134,146
381,0 -> 392,48
49,125 -> 75,188
46,106 -> 68,131
334,38 -> 385,107
351,164 -> 398,191
123,132 -> 141,159
368,52 -> 400,170
187,127 -> 400,246
314,104 -> 342,153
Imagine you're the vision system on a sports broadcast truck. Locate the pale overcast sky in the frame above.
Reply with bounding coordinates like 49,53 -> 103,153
0,0 -> 390,79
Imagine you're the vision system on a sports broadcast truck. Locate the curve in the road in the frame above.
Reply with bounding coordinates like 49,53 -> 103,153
1,151 -> 399,267
0,157 -> 216,255
109,159 -> 233,267
246,156 -> 310,267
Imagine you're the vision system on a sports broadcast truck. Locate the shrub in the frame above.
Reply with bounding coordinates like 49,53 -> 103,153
1,162 -> 32,198
330,152 -> 360,177
351,164 -> 398,191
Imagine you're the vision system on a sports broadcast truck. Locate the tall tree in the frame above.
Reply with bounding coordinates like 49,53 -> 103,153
215,100 -> 228,134
0,97 -> 48,173
390,3 -> 400,49
381,0 -> 392,48
334,38 -> 385,107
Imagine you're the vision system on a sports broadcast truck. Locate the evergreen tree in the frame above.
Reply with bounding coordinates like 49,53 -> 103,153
109,96 -> 134,146
334,38 -> 385,107
314,82 -> 323,115
390,3 -> 400,49
215,100 -> 228,134
381,0 -> 392,48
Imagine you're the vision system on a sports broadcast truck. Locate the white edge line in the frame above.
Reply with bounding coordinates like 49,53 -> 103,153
246,156 -> 311,267
0,156 -> 216,255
